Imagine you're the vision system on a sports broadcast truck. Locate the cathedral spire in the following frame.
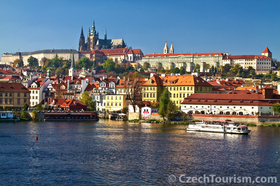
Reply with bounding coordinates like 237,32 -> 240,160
79,27 -> 86,51
91,18 -> 96,35
104,27 -> 107,40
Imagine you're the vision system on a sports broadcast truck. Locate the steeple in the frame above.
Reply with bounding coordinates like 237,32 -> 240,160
91,19 -> 96,35
104,27 -> 107,40
71,53 -> 75,69
78,27 -> 86,51
170,43 -> 174,54
163,42 -> 169,54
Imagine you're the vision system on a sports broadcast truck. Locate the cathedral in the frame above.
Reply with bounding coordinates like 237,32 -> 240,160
78,19 -> 126,51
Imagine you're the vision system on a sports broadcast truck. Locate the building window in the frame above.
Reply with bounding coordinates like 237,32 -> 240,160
240,107 -> 242,109
0,99 -> 2,104
10,93 -> 12,97
0,93 -> 2,97
5,93 -> 7,97
18,99 -> 20,104
18,93 -> 20,97
9,99 -> 12,104
252,107 -> 254,109
5,99 -> 7,104
24,93 -> 26,97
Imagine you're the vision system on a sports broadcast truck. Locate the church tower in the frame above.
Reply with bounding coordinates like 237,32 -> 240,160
262,47 -> 272,58
87,19 -> 99,51
69,53 -> 77,77
170,43 -> 174,54
163,42 -> 169,54
78,27 -> 86,51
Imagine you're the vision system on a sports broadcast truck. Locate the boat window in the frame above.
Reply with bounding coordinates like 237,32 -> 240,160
227,127 -> 231,130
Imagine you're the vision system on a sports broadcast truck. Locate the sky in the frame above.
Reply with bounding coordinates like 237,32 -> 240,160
0,0 -> 279,60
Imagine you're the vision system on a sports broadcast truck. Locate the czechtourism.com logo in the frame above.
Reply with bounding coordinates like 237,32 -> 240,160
168,174 -> 277,184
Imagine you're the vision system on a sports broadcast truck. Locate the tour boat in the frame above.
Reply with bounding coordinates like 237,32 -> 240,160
186,119 -> 251,134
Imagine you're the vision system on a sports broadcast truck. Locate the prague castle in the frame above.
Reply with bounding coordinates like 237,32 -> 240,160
78,19 -> 126,51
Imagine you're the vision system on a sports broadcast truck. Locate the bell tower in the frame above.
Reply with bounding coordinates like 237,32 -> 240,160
163,42 -> 169,54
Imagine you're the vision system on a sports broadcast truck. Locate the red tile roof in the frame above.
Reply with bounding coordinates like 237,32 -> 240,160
0,82 -> 30,92
181,90 -> 280,106
262,47 -> 271,53
144,52 -> 222,57
223,55 -> 270,60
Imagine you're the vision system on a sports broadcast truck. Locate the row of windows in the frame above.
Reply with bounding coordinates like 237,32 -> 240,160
106,102 -> 122,106
0,99 -> 27,104
143,93 -> 156,98
168,86 -> 193,91
31,96 -> 38,100
171,93 -> 190,98
106,96 -> 123,100
0,93 -> 27,97
257,62 -> 270,65
143,87 -> 156,91
183,105 -> 271,109
31,90 -> 38,94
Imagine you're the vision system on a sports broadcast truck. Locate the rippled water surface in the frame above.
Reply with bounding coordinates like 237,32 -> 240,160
0,120 -> 280,185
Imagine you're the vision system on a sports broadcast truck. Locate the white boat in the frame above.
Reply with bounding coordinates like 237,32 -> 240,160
186,119 -> 251,134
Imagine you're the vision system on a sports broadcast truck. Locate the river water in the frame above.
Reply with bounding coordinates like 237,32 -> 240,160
0,120 -> 279,185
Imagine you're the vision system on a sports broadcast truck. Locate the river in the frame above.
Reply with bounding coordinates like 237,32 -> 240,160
0,119 -> 279,185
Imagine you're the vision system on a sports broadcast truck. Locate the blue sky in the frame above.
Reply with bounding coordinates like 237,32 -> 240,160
1,0 -> 279,60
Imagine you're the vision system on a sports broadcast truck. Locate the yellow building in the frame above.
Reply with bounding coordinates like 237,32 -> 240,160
0,82 -> 30,107
142,75 -> 212,108
105,94 -> 127,112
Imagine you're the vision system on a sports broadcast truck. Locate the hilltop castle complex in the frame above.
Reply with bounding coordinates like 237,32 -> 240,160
78,19 -> 126,51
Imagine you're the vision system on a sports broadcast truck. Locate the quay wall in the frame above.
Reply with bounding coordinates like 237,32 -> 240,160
192,114 -> 280,124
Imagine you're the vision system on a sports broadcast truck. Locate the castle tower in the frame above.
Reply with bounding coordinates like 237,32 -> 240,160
170,43 -> 174,54
262,47 -> 272,58
163,42 -> 169,54
88,19 -> 99,51
78,27 -> 86,51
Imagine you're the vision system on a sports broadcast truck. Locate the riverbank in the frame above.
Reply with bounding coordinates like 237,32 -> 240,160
128,118 -> 280,127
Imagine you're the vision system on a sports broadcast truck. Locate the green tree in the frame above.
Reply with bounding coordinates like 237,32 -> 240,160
205,63 -> 211,72
179,67 -> 186,75
158,89 -> 171,120
80,91 -> 96,111
27,56 -> 38,68
193,64 -> 200,72
142,62 -> 150,70
166,101 -> 176,120
103,59 -> 116,73
36,103 -> 43,110
23,103 -> 29,111
172,67 -> 180,74
273,103 -> 280,114
31,110 -> 39,121
13,59 -> 24,68
76,57 -> 93,69
55,67 -> 64,75
20,110 -> 31,121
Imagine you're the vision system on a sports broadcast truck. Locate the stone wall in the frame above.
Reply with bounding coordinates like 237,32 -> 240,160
128,112 -> 140,120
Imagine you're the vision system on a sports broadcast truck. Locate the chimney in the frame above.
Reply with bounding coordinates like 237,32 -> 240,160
262,87 -> 273,99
